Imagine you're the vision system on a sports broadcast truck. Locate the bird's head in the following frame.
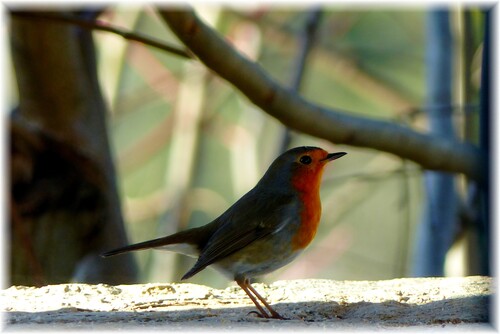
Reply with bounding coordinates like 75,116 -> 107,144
260,146 -> 346,194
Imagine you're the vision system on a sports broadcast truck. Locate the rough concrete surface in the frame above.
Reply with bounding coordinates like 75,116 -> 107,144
1,276 -> 495,331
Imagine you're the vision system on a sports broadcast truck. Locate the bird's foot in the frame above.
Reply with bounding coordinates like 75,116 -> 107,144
247,310 -> 288,320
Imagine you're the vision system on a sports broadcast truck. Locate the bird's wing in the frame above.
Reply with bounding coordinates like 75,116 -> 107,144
181,192 -> 297,280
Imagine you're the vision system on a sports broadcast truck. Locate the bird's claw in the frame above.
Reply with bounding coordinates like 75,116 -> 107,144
246,310 -> 287,320
247,310 -> 264,318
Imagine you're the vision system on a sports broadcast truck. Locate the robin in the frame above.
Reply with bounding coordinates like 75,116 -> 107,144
102,146 -> 346,319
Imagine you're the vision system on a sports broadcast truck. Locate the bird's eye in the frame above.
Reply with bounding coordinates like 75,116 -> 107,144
299,155 -> 312,165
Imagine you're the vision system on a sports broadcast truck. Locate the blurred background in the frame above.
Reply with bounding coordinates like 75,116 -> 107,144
7,5 -> 489,288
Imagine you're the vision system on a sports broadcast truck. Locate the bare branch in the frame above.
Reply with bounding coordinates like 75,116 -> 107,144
157,7 -> 483,181
10,11 -> 193,59
280,7 -> 323,151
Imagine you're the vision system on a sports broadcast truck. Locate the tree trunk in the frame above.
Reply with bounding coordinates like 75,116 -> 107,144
412,10 -> 458,276
9,10 -> 137,285
476,9 -> 491,276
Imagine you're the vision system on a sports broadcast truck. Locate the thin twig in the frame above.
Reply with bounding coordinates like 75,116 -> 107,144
280,7 -> 323,152
10,11 -> 193,59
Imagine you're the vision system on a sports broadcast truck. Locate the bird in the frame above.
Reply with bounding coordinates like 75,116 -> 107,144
101,146 -> 346,319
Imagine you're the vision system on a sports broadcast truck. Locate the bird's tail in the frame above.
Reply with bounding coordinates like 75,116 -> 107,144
100,228 -> 208,258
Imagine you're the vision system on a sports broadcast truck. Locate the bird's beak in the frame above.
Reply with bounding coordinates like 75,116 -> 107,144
322,152 -> 347,162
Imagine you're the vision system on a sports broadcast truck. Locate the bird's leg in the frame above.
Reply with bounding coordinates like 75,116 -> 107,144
237,278 -> 285,319
246,280 -> 284,320
237,279 -> 270,318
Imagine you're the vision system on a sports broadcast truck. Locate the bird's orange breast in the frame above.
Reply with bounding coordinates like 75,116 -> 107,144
290,168 -> 323,251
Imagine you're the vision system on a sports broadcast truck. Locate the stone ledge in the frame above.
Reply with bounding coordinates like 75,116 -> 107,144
1,276 -> 493,330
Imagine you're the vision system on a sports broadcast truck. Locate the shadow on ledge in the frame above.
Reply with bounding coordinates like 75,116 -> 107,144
5,295 -> 491,328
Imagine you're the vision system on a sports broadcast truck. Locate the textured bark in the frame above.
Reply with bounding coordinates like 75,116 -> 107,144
9,11 -> 137,285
